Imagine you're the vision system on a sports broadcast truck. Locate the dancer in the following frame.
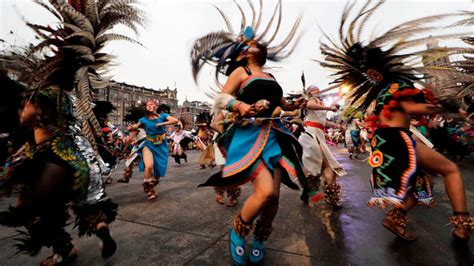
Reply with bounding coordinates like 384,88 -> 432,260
127,100 -> 179,200
346,116 -> 362,159
195,112 -> 215,169
210,112 -> 242,207
0,0 -> 146,262
119,128 -> 146,183
191,1 -> 305,264
0,78 -> 118,264
169,123 -> 192,165
318,1 -> 473,241
299,85 -> 347,207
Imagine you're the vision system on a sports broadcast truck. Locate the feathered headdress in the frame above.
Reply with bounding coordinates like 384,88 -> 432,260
196,111 -> 212,125
190,0 -> 301,85
318,0 -> 473,113
1,0 -> 145,148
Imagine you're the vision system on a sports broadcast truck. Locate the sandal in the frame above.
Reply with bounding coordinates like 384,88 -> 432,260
215,193 -> 225,205
450,214 -> 474,242
147,190 -> 157,201
382,208 -> 416,241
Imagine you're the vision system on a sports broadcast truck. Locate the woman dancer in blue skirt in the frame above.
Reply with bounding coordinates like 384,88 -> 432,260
127,100 -> 179,200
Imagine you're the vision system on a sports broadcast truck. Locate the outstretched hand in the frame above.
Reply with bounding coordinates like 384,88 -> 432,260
238,103 -> 256,117
293,97 -> 307,109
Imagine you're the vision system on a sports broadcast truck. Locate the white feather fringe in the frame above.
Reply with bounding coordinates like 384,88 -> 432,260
213,93 -> 236,118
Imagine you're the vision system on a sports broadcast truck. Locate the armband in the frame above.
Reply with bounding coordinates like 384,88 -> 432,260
213,93 -> 242,113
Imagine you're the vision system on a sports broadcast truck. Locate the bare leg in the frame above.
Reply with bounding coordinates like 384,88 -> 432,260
141,147 -> 158,199
402,193 -> 417,212
142,147 -> 155,183
321,156 -> 337,185
256,167 -> 282,224
416,141 -> 467,212
416,140 -> 471,240
240,165 -> 281,223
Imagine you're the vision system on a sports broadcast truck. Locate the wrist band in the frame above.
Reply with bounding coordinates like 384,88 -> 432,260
226,99 -> 242,112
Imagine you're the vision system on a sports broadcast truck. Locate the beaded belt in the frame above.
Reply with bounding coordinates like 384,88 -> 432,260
146,134 -> 166,144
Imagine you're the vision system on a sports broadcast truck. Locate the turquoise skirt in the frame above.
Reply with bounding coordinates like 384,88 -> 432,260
200,121 -> 307,190
138,139 -> 169,178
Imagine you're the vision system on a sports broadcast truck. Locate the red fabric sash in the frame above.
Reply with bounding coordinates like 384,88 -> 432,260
304,121 -> 325,130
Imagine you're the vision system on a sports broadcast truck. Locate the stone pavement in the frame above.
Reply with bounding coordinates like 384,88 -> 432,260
1,147 -> 473,265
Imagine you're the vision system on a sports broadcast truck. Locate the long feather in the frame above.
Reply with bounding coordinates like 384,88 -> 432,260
213,5 -> 235,35
266,0 -> 283,45
357,0 -> 384,42
346,0 -> 371,45
256,0 -> 280,41
233,0 -> 247,33
246,0 -> 256,29
254,0 -> 263,32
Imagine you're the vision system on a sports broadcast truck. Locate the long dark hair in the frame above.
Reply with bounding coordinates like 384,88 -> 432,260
225,42 -> 268,76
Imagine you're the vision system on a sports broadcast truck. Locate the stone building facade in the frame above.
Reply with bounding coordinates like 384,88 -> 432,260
94,81 -> 178,126
176,99 -> 212,130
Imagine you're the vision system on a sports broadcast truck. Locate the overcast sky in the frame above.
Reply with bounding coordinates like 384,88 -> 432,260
1,0 -> 472,104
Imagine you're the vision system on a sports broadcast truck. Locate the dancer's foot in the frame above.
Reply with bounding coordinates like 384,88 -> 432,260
248,239 -> 265,265
96,226 -> 117,258
215,192 -> 225,205
382,209 -> 416,241
229,228 -> 246,266
450,214 -> 473,242
200,165 -> 206,169
41,243 -> 78,265
147,189 -> 157,201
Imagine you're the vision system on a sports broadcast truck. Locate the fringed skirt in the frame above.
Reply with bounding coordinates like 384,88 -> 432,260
368,127 -> 433,208
299,126 -> 347,177
199,121 -> 307,190
0,136 -> 118,254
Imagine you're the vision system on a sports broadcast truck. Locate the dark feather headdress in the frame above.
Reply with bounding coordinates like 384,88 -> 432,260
196,111 -> 212,125
1,0 -> 145,148
318,0 -> 473,114
190,0 -> 301,86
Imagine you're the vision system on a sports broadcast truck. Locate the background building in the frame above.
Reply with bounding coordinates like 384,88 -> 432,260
176,98 -> 212,130
93,81 -> 178,126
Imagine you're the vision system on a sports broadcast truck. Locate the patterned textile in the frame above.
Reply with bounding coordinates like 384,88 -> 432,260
368,127 -> 433,207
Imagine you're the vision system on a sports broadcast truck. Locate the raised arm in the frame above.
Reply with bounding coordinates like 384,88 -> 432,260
280,96 -> 306,111
399,99 -> 442,115
156,115 -> 179,128
127,122 -> 142,131
307,98 -> 337,112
